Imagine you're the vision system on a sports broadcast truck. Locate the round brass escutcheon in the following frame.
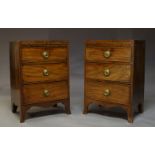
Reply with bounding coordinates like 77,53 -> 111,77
43,89 -> 49,97
104,89 -> 110,96
104,69 -> 110,77
42,51 -> 49,59
104,50 -> 111,58
43,69 -> 49,76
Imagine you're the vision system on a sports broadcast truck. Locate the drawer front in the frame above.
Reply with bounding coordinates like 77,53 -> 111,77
21,47 -> 67,63
86,47 -> 132,62
23,81 -> 68,104
86,81 -> 130,105
22,63 -> 68,83
86,63 -> 131,82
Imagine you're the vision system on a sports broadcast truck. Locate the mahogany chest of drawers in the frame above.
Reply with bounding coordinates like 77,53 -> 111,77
10,41 -> 71,122
84,40 -> 145,122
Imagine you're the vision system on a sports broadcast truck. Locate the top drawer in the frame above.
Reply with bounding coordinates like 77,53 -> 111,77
86,47 -> 132,63
21,47 -> 68,63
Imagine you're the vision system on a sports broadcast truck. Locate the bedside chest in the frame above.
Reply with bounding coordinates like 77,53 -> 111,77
10,41 -> 71,122
84,40 -> 145,123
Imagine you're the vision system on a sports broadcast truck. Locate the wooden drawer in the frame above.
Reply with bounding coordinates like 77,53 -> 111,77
86,81 -> 130,105
23,81 -> 68,105
86,63 -> 131,82
21,47 -> 67,63
86,47 -> 132,62
22,63 -> 68,83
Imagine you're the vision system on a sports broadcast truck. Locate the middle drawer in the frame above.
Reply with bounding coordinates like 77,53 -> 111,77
22,63 -> 68,83
85,63 -> 131,82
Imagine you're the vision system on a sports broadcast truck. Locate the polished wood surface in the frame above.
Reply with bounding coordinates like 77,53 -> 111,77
19,40 -> 68,46
86,63 -> 131,82
86,47 -> 132,62
23,82 -> 68,104
86,40 -> 136,47
86,81 -> 130,105
84,40 -> 145,123
10,40 -> 71,122
21,47 -> 67,63
22,63 -> 68,83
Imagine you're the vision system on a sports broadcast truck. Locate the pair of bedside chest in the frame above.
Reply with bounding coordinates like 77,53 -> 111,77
10,40 -> 145,123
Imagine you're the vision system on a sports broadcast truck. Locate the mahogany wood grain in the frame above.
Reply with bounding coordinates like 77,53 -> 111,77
86,81 -> 130,105
23,81 -> 68,104
19,40 -> 68,46
86,40 -> 135,47
22,63 -> 68,83
85,63 -> 131,82
21,47 -> 67,63
86,47 -> 132,63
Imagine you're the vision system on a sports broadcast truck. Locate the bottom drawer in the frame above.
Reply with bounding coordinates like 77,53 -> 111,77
23,81 -> 68,104
85,81 -> 130,105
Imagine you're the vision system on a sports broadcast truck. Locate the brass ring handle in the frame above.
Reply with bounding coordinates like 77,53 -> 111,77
104,50 -> 111,58
42,51 -> 49,59
104,69 -> 110,77
43,89 -> 49,97
104,89 -> 110,96
43,69 -> 49,76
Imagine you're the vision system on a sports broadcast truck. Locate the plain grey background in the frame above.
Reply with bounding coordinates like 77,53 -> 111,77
0,28 -> 154,126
